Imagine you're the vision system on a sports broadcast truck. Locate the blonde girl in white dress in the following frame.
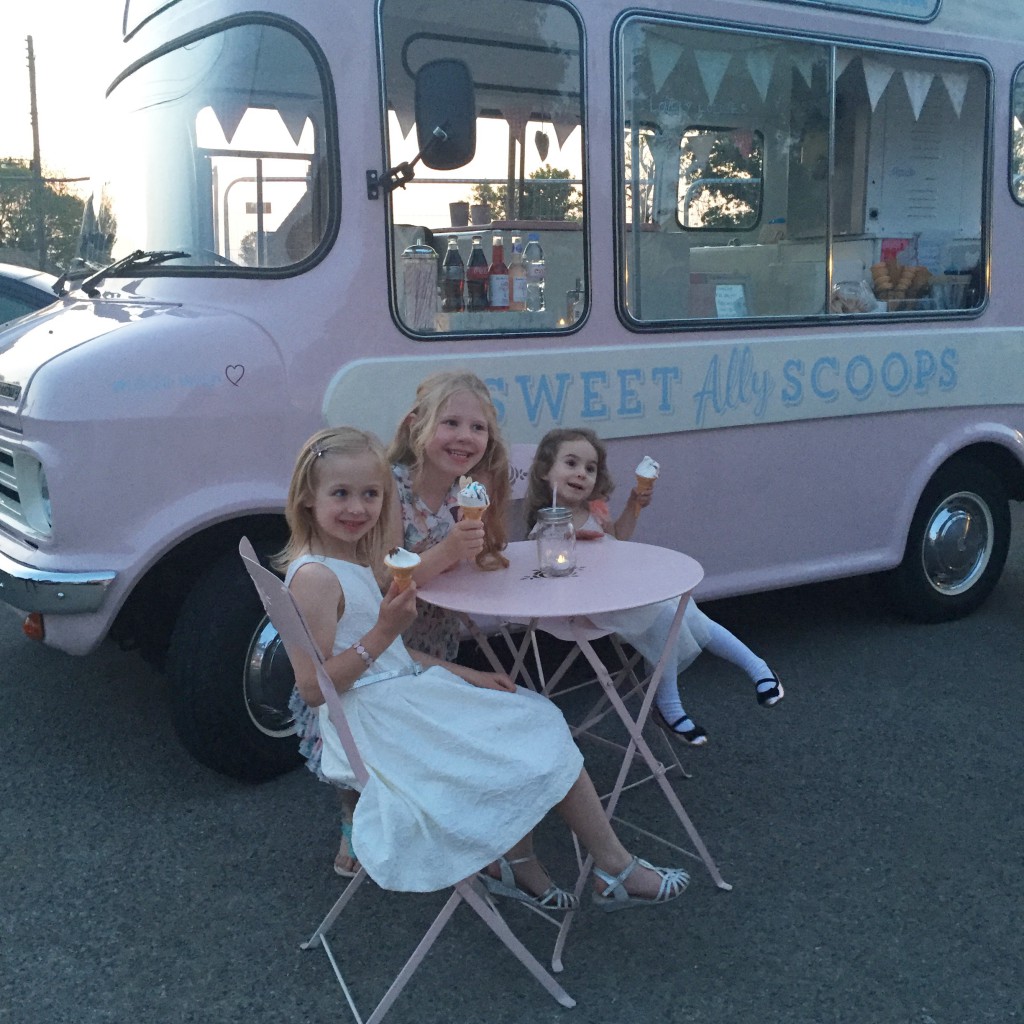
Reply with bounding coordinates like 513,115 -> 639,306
274,426 -> 689,909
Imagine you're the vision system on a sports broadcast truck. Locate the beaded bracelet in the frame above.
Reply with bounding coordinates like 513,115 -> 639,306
351,641 -> 375,670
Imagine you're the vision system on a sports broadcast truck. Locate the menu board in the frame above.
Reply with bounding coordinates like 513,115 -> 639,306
766,0 -> 940,20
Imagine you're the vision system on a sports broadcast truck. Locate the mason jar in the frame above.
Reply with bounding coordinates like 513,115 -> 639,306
401,241 -> 438,331
535,506 -> 576,577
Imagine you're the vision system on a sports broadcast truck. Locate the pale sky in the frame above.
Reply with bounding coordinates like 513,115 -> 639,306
1,3 -> 122,189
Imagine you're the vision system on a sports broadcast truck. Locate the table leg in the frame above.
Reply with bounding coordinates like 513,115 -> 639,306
458,613 -> 540,689
571,601 -> 732,892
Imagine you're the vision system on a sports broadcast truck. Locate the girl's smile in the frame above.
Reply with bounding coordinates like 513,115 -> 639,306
308,451 -> 386,557
545,439 -> 600,508
423,391 -> 490,478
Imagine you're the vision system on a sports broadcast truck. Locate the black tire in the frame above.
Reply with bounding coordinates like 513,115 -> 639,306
166,545 -> 302,781
886,460 -> 1011,623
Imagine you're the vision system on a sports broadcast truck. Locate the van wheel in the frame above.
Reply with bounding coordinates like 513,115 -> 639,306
887,462 -> 1010,623
166,546 -> 301,781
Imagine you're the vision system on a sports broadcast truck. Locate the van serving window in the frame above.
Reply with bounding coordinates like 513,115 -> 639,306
380,0 -> 586,338
615,18 -> 986,324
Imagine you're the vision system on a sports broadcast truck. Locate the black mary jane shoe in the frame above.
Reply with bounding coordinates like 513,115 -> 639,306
755,673 -> 785,707
653,707 -> 708,746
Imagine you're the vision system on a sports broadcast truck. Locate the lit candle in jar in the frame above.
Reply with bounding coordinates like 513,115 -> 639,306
535,506 -> 576,577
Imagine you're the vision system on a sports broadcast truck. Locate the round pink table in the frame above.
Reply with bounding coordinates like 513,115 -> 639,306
417,539 -> 703,624
419,538 -> 729,974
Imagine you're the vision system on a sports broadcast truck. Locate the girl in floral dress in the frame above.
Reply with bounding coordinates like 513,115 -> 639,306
386,370 -> 510,660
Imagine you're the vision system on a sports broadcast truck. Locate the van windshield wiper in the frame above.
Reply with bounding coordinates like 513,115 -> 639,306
80,249 -> 191,297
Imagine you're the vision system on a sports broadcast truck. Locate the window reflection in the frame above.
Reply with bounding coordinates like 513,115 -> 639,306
617,20 -> 986,323
381,0 -> 586,336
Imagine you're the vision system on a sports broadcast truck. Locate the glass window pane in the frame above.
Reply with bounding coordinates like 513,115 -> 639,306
616,18 -> 986,323
85,22 -> 332,273
381,0 -> 585,336
842,51 -> 986,313
617,22 -> 829,321
1012,67 -> 1024,204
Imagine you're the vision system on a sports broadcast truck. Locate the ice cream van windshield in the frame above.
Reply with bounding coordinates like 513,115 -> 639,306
79,19 -> 336,277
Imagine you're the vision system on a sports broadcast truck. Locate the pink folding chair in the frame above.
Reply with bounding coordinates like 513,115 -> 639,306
238,538 -> 575,1022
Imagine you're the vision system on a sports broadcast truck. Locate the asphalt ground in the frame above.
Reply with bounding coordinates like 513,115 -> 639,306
2,504 -> 1022,1024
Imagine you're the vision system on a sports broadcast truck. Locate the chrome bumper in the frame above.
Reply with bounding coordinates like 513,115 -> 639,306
0,548 -> 115,614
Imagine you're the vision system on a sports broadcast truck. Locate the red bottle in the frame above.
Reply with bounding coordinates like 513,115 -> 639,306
465,235 -> 489,312
487,233 -> 509,311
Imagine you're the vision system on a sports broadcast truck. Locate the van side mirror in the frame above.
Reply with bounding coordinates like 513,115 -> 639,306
414,59 -> 476,169
369,59 -> 476,196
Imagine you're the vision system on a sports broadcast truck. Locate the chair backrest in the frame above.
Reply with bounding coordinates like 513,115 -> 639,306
238,537 -> 369,787
508,443 -> 536,501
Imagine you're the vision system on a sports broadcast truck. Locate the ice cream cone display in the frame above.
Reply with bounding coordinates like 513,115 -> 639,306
384,546 -> 421,591
634,455 -> 660,495
457,477 -> 490,521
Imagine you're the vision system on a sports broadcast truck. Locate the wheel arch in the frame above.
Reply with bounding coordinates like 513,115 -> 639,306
897,430 -> 1024,555
109,512 -> 288,666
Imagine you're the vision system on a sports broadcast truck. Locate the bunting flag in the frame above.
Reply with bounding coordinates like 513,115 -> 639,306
862,59 -> 895,111
790,50 -> 817,90
505,110 -> 528,148
212,96 -> 249,145
695,50 -> 732,106
834,50 -> 854,81
388,67 -> 417,139
648,34 -> 684,95
901,69 -> 934,120
278,104 -> 310,148
941,69 -> 969,118
745,49 -> 775,102
551,102 -> 577,150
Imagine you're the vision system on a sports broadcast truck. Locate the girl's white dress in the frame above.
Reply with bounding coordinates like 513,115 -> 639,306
574,512 -> 712,676
287,555 -> 584,893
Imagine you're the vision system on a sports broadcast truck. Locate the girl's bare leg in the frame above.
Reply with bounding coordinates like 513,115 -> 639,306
334,789 -> 360,875
553,769 -> 672,899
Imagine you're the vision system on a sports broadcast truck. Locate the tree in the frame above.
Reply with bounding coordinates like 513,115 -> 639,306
0,157 -> 85,271
679,129 -> 762,231
470,164 -> 582,221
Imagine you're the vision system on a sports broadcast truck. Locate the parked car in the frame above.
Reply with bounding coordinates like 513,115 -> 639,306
0,263 -> 59,325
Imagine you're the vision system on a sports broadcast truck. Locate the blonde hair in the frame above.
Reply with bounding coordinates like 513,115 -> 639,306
388,371 -> 509,569
525,427 -> 616,530
273,427 -> 393,581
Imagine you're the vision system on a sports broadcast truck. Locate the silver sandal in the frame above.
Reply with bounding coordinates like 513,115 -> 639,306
591,856 -> 689,913
479,855 -> 580,912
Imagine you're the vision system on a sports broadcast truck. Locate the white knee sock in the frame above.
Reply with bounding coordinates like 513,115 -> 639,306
654,667 -> 695,726
702,619 -> 770,682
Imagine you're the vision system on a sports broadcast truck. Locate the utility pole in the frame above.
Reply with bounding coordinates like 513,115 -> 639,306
27,36 -> 48,271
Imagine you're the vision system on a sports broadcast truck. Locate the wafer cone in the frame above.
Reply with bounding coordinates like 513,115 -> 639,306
459,503 -> 488,521
390,566 -> 416,592
635,473 -> 656,495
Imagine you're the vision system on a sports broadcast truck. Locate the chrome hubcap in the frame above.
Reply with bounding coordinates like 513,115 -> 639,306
244,616 -> 297,738
920,490 -> 993,596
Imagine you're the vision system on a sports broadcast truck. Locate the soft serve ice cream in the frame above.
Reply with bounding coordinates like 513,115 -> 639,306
634,455 -> 660,495
457,477 -> 490,520
384,546 -> 421,591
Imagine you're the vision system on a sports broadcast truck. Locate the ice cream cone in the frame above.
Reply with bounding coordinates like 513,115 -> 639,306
459,503 -> 488,522
634,473 -> 656,496
389,566 -> 416,592
384,546 -> 421,591
632,455 -> 660,507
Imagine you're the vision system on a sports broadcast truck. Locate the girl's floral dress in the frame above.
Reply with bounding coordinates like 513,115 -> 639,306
391,462 -> 463,661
